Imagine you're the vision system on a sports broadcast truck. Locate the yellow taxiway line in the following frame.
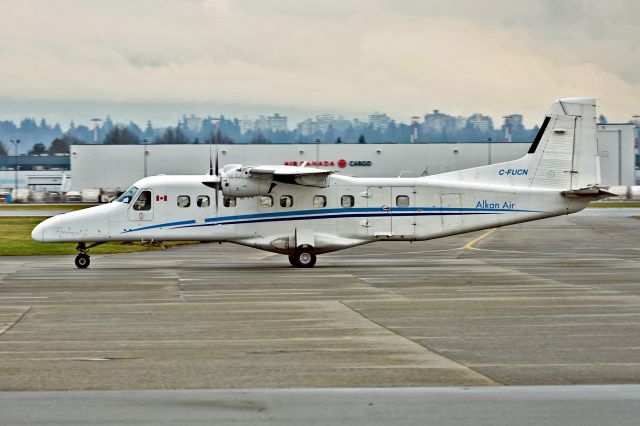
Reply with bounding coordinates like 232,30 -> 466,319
464,228 -> 497,250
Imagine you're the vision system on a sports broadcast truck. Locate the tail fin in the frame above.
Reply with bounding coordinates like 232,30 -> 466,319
428,98 -> 601,191
529,98 -> 600,190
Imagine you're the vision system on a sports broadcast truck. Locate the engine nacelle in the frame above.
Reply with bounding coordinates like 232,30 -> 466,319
221,173 -> 273,197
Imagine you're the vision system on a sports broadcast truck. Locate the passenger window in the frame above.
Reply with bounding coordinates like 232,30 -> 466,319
259,195 -> 273,208
197,195 -> 210,208
223,197 -> 236,208
396,195 -> 410,207
133,190 -> 151,211
280,195 -> 294,208
313,195 -> 326,208
341,195 -> 354,208
177,195 -> 190,208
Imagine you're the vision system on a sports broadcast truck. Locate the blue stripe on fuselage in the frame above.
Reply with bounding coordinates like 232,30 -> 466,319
121,219 -> 196,234
174,210 -> 500,229
120,206 -> 543,234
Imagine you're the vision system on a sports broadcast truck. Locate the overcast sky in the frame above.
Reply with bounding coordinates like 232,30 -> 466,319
0,0 -> 638,126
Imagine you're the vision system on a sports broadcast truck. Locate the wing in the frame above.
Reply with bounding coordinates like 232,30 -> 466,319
245,165 -> 333,187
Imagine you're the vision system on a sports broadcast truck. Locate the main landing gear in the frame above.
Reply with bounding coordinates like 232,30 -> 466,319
74,242 -> 104,269
288,246 -> 317,268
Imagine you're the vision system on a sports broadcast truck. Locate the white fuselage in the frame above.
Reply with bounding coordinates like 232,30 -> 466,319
32,173 -> 588,254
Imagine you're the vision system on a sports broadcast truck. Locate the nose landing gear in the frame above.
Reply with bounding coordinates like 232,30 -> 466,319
75,242 -> 90,269
75,253 -> 90,269
74,242 -> 104,269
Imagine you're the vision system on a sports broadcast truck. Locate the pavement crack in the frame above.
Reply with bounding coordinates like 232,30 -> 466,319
339,301 -> 501,385
0,306 -> 32,338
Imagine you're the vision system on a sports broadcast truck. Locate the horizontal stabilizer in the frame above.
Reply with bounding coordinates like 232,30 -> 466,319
561,187 -> 616,199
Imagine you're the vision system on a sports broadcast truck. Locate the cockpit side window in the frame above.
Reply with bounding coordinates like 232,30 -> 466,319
117,186 -> 139,204
133,190 -> 151,211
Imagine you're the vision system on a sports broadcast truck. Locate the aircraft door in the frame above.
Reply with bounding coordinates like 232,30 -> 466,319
392,187 -> 415,236
366,186 -> 392,236
128,189 -> 154,221
441,193 -> 461,227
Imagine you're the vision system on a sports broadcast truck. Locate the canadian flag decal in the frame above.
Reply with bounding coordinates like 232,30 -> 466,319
156,195 -> 168,202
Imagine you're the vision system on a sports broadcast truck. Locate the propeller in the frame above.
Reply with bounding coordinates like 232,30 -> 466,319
207,121 -> 221,217
202,124 -> 222,218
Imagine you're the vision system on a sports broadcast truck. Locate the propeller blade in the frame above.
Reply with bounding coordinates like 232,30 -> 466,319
215,186 -> 219,216
215,137 -> 219,177
208,136 -> 214,176
213,121 -> 220,215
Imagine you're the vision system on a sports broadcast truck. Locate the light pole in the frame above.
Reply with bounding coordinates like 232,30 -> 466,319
10,139 -> 20,200
143,138 -> 148,177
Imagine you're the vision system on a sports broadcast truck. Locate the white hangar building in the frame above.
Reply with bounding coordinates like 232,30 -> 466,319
70,124 -> 636,192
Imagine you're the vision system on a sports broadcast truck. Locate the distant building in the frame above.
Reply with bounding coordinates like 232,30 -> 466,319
368,111 -> 391,130
239,117 -> 254,134
423,110 -> 466,139
507,114 -> 523,128
268,113 -> 288,132
467,113 -> 493,132
597,123 -> 636,186
68,128 -> 636,191
297,118 -> 317,136
351,118 -> 368,131
182,114 -> 203,132
502,114 -> 524,142
423,110 -> 451,134
255,115 -> 270,132
316,114 -> 335,133
332,116 -> 352,133
452,116 -> 467,131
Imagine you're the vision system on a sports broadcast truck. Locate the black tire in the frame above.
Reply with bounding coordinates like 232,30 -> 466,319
75,253 -> 90,269
288,255 -> 299,267
292,247 -> 316,268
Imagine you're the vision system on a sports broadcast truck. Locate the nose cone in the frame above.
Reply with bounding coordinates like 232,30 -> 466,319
31,215 -> 63,242
31,221 -> 44,242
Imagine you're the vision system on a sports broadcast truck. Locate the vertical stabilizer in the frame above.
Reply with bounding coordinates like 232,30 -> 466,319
529,98 -> 599,190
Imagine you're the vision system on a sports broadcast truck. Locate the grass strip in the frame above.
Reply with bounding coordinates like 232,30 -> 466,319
0,217 -> 197,256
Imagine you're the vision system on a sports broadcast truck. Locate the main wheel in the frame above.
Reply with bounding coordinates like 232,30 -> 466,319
291,247 -> 316,268
75,253 -> 90,269
288,255 -> 299,267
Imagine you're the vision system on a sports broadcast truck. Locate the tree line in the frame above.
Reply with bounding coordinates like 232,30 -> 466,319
0,114 -> 544,156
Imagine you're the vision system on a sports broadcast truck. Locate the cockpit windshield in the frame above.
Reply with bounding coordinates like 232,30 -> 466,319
116,186 -> 139,204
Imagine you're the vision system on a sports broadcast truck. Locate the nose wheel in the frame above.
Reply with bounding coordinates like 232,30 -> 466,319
74,242 -> 103,269
75,253 -> 90,269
